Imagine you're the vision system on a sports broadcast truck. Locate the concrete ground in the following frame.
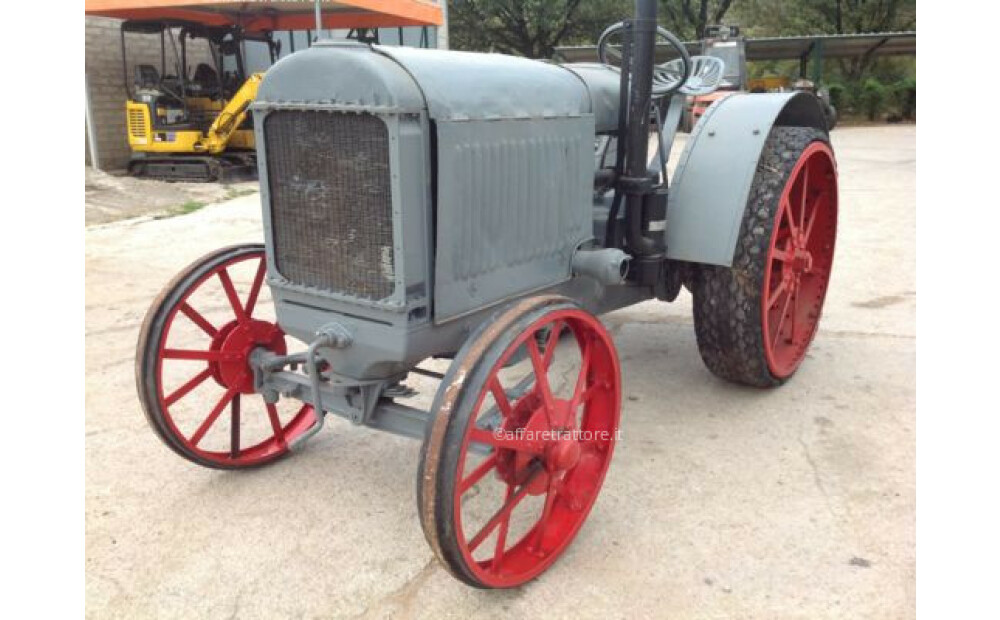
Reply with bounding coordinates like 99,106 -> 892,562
85,167 -> 258,226
85,125 -> 915,618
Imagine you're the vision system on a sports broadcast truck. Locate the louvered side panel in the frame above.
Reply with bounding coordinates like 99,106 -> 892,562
434,116 -> 594,322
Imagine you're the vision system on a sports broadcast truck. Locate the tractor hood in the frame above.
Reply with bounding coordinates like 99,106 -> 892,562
255,42 -> 592,122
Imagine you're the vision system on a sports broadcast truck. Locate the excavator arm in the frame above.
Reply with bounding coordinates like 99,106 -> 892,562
200,73 -> 264,154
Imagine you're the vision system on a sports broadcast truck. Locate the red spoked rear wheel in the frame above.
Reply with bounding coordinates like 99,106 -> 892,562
762,141 -> 837,377
692,126 -> 838,387
418,296 -> 621,588
136,244 -> 315,469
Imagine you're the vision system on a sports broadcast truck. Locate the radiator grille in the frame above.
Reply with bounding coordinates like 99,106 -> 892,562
264,111 -> 395,301
128,108 -> 146,139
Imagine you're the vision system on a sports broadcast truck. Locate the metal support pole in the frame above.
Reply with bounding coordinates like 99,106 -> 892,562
811,40 -> 824,84
85,74 -> 101,171
438,0 -> 449,50
799,41 -> 816,79
314,0 -> 323,39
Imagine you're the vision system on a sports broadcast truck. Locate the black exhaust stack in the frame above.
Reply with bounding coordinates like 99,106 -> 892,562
619,0 -> 667,282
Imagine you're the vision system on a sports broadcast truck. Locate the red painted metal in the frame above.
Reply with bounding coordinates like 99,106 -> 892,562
761,141 -> 838,378
452,308 -> 621,588
153,249 -> 313,467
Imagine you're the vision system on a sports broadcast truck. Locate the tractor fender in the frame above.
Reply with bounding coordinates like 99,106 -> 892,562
665,91 -> 827,267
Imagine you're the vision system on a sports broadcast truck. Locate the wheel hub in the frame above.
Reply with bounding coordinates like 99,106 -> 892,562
495,392 -> 583,491
546,439 -> 581,472
791,247 -> 813,273
210,319 -> 286,393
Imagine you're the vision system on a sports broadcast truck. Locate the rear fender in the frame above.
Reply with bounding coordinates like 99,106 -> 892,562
665,91 -> 827,266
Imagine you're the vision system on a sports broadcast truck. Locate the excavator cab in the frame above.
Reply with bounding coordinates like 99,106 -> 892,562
121,20 -> 279,181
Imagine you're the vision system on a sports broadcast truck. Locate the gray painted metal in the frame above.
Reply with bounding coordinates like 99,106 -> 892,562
648,94 -> 685,179
561,63 -> 621,133
255,42 -> 426,113
253,44 -> 434,379
251,42 -> 624,379
372,45 -> 590,121
259,362 -> 432,440
665,91 -> 827,266
252,42 -> 828,377
433,116 -> 593,321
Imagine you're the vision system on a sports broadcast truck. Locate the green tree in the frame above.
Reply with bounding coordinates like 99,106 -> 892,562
448,0 -> 631,58
659,0 -> 736,39
737,0 -> 915,79
858,77 -> 887,120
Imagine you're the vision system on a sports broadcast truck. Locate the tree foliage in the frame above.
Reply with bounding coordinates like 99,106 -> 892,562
448,0 -> 631,58
736,0 -> 915,79
446,0 -> 916,116
659,1 -> 735,40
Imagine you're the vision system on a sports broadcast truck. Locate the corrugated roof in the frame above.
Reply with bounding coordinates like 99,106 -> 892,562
555,31 -> 915,64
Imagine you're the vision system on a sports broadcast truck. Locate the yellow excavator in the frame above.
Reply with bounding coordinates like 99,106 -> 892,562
122,20 -> 278,181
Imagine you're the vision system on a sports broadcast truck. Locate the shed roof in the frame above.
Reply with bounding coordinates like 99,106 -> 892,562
85,0 -> 443,31
555,31 -> 916,64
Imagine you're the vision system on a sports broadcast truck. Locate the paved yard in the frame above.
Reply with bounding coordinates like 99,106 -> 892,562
85,125 -> 915,618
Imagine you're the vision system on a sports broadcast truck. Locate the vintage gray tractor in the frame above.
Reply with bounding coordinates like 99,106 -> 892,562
136,0 -> 837,588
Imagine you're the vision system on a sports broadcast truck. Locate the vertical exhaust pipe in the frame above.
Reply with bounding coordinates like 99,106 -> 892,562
622,0 -> 662,259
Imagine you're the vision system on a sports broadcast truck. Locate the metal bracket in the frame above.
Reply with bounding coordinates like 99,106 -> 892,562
648,94 -> 685,179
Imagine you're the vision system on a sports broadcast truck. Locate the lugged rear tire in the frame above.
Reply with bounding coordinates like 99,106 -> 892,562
691,126 -> 838,387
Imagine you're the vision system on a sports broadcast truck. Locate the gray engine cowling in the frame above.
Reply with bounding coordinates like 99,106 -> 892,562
252,42 -> 611,376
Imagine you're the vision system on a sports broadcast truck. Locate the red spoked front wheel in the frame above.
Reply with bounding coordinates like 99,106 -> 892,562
136,244 -> 314,469
418,296 -> 621,588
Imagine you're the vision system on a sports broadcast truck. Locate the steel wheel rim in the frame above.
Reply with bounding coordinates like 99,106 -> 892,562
152,249 -> 313,466
762,141 -> 838,378
453,308 -> 620,587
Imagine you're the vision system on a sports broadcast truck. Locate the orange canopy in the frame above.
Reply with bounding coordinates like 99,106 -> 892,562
85,0 -> 443,31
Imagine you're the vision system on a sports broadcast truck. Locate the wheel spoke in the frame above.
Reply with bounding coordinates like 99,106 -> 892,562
467,467 -> 540,552
265,402 -> 285,446
799,159 -> 810,231
190,383 -> 241,446
803,190 -> 828,245
491,484 -> 515,572
541,321 -> 564,369
460,453 -> 499,494
488,377 -> 513,419
569,339 -> 592,410
781,197 -> 798,236
527,338 -> 556,424
469,427 -> 544,456
179,302 -> 218,337
164,367 -> 213,406
789,285 -> 800,344
772,247 -> 792,263
162,348 -> 222,361
244,258 -> 267,318
767,278 -> 789,310
217,268 -> 249,324
531,477 -> 561,552
578,382 -> 601,406
771,287 -> 795,349
230,394 -> 241,459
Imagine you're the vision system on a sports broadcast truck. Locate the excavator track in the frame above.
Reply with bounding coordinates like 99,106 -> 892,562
128,154 -> 257,183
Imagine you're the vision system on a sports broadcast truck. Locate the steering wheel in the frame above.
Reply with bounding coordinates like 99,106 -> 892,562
597,21 -> 692,98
